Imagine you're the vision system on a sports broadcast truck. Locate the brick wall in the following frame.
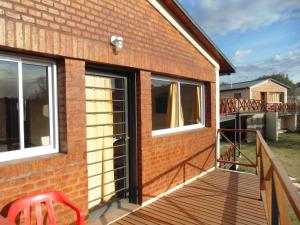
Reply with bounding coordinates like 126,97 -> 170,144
0,59 -> 88,224
0,0 -> 215,82
137,71 -> 216,203
0,0 -> 218,222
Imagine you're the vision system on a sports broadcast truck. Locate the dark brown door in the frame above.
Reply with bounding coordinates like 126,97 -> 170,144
260,92 -> 266,102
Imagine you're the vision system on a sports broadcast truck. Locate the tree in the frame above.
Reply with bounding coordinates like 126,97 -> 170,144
255,73 -> 296,96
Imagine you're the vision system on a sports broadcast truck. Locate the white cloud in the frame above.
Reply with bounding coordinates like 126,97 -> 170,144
183,0 -> 300,35
221,44 -> 300,84
234,49 -> 252,63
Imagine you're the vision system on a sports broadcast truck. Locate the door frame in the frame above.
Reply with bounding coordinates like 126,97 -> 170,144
86,64 -> 139,204
260,92 -> 266,102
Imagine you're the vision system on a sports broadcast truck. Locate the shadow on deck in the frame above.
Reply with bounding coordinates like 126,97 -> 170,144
113,169 -> 267,225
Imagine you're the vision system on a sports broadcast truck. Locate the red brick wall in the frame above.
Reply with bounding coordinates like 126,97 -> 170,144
0,0 -> 215,82
0,59 -> 88,224
137,71 -> 216,203
0,0 -> 218,221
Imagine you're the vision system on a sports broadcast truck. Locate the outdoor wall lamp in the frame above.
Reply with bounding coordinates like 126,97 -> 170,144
110,36 -> 124,54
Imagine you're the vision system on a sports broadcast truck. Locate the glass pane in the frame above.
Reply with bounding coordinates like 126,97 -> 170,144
152,79 -> 178,130
0,60 -> 20,151
112,90 -> 125,101
23,64 -> 50,148
112,77 -> 124,89
180,83 -> 202,126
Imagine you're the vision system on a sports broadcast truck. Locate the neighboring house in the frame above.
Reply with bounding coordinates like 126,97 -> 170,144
220,79 -> 297,141
0,0 -> 235,224
220,79 -> 289,103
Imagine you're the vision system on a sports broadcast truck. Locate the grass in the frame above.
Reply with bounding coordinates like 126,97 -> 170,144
220,132 -> 300,179
267,132 -> 300,181
234,132 -> 300,181
220,132 -> 300,225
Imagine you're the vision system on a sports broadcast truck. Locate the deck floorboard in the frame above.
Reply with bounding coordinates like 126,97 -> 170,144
113,169 -> 268,225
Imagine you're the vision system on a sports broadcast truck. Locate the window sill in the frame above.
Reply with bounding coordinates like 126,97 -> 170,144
0,147 -> 59,163
0,152 -> 65,167
152,124 -> 206,137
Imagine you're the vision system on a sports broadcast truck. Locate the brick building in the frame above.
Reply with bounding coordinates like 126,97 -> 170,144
0,0 -> 234,223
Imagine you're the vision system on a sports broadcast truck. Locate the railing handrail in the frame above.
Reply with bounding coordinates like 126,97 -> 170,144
256,131 -> 300,221
220,97 -> 296,115
219,128 -> 257,133
217,128 -> 300,223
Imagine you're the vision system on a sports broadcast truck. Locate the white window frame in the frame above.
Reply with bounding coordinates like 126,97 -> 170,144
268,92 -> 282,103
0,53 -> 59,162
151,76 -> 205,136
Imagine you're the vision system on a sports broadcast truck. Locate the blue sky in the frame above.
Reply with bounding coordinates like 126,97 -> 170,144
178,0 -> 300,84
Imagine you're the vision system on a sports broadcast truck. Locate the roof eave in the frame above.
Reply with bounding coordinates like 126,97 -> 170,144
164,0 -> 236,74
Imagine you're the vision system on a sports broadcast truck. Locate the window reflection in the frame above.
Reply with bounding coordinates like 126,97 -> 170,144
151,77 -> 205,132
23,64 -> 50,147
0,60 -> 20,152
152,79 -> 179,130
180,84 -> 202,125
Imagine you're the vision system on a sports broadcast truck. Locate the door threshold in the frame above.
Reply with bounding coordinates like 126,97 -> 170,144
88,202 -> 140,225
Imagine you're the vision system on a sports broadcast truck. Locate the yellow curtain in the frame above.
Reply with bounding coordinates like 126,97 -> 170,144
86,75 -> 115,209
192,86 -> 201,123
180,100 -> 184,126
166,83 -> 183,127
270,93 -> 280,102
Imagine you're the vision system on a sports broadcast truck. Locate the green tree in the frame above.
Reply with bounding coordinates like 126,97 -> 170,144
256,73 -> 296,96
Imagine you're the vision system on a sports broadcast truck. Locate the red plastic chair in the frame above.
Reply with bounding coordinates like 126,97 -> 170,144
7,191 -> 85,225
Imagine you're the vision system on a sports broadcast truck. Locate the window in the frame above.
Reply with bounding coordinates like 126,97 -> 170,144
269,92 -> 281,103
0,55 -> 58,162
234,93 -> 241,99
152,76 -> 205,135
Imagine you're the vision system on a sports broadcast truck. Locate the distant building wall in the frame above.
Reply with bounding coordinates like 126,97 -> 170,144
251,80 -> 287,103
285,115 -> 297,131
266,113 -> 297,141
246,113 -> 265,142
220,88 -> 250,99
278,116 -> 287,130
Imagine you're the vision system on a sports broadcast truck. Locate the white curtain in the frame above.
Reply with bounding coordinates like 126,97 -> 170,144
86,75 -> 115,209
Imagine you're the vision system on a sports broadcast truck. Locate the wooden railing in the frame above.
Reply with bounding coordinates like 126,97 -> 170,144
220,97 -> 296,115
218,129 -> 256,169
217,129 -> 300,224
266,102 -> 297,112
257,131 -> 300,224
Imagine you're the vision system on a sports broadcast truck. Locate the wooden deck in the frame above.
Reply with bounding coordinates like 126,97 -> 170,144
113,169 -> 268,225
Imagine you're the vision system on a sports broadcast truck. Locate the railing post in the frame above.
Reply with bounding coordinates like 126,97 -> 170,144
258,138 -> 264,192
233,117 -> 237,170
271,177 -> 279,225
216,130 -> 220,168
256,135 -> 259,175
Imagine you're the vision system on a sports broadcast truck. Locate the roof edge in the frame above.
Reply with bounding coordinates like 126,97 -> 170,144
220,78 -> 290,91
173,0 -> 236,75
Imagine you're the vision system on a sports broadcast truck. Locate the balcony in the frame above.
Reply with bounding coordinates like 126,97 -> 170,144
220,98 -> 296,115
112,129 -> 300,225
